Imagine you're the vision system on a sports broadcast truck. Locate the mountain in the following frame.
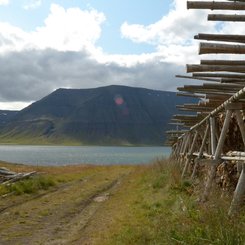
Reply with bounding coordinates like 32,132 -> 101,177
0,110 -> 18,127
0,85 -> 195,145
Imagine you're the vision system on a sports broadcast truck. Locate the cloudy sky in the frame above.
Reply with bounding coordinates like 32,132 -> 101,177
0,0 -> 243,110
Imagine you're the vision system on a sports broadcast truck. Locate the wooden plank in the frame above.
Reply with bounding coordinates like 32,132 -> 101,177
187,1 -> 245,10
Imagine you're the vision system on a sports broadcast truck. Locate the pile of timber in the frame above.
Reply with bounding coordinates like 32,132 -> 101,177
0,167 -> 36,185
166,0 -> 245,216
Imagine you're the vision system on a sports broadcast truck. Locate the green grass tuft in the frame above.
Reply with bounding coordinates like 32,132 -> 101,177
2,175 -> 55,195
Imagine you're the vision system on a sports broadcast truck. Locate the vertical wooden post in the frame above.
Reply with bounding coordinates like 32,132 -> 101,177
191,123 -> 210,179
234,110 -> 245,147
210,117 -> 217,156
182,131 -> 198,179
229,164 -> 245,216
202,109 -> 232,202
180,133 -> 191,165
229,106 -> 245,215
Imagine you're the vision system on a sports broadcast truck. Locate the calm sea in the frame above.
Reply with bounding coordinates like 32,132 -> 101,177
0,145 -> 171,166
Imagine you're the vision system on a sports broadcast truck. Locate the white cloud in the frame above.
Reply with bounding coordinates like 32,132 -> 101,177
24,0 -> 42,10
0,0 -> 8,6
120,0 -> 245,64
33,4 -> 105,51
0,4 -> 105,53
0,0 -> 244,109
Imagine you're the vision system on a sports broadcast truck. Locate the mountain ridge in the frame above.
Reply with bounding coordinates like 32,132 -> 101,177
0,85 -> 195,145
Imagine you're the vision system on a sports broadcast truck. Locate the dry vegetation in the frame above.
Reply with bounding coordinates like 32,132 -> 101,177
0,160 -> 244,244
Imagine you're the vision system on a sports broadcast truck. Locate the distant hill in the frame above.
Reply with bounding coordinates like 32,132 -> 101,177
0,85 -> 195,145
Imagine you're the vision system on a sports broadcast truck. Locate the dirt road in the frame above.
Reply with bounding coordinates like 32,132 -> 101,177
0,164 -> 135,245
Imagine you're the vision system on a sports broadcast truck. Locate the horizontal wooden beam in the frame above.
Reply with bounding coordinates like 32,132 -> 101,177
208,14 -> 245,22
176,75 -> 220,82
195,33 -> 245,43
176,92 -> 205,99
187,64 -> 245,73
199,42 -> 245,54
193,73 -> 245,79
187,1 -> 245,10
201,60 -> 245,66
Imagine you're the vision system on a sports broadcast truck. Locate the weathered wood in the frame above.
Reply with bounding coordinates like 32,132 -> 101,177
193,73 -> 245,79
199,42 -> 245,55
234,110 -> 245,148
201,60 -> 245,66
182,131 -> 199,179
176,75 -> 220,82
195,33 -> 245,43
202,109 -> 232,202
191,123 -> 210,179
187,1 -> 245,10
208,14 -> 245,22
187,64 -> 245,73
2,171 -> 37,185
210,117 -> 217,155
176,92 -> 205,99
228,166 -> 245,215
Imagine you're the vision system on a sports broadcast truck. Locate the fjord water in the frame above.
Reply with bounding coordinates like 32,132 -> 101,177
0,145 -> 171,166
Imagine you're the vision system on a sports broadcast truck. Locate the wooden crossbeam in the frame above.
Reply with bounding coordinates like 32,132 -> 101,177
187,64 -> 245,73
201,60 -> 245,66
193,73 -> 245,79
195,33 -> 245,43
176,93 -> 206,99
199,42 -> 245,54
208,14 -> 245,22
176,75 -> 220,82
187,1 -> 245,10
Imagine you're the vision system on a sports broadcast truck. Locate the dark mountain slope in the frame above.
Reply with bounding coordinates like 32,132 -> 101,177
0,110 -> 18,127
0,85 -> 195,145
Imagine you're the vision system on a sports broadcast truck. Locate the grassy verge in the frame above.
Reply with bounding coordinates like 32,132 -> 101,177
0,160 -> 244,244
88,159 -> 245,245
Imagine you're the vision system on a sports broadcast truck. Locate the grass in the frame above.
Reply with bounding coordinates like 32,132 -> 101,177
0,160 -> 244,244
0,175 -> 55,195
93,159 -> 245,245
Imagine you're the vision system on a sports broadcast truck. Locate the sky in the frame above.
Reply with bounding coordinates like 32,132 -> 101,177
0,0 -> 244,110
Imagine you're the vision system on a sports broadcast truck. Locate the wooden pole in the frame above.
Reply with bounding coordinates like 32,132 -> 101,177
187,1 -> 245,10
187,64 -> 245,73
199,42 -> 245,55
193,73 -> 245,79
195,33 -> 245,43
201,60 -> 245,66
210,117 -> 217,155
208,14 -> 245,22
228,165 -> 245,215
176,74 -> 220,82
202,109 -> 232,202
191,123 -> 210,179
182,131 -> 199,179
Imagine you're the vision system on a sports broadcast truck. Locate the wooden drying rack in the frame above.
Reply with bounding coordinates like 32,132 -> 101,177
166,0 -> 245,215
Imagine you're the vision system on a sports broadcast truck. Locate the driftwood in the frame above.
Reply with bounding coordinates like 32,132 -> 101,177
0,167 -> 37,185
